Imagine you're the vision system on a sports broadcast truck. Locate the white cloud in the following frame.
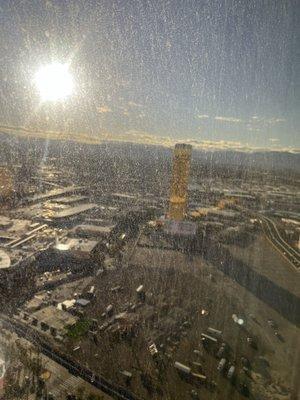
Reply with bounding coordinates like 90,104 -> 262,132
117,79 -> 130,87
98,105 -> 112,114
264,117 -> 286,125
197,114 -> 209,119
128,101 -> 143,108
247,117 -> 286,130
246,124 -> 261,132
215,116 -> 242,123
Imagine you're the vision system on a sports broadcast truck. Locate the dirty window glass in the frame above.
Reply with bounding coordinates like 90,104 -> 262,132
0,1 -> 299,400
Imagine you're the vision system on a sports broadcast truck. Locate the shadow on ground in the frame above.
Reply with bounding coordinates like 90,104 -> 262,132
202,241 -> 300,327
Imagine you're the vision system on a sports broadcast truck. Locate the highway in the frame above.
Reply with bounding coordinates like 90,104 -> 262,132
259,215 -> 300,271
0,314 -> 143,400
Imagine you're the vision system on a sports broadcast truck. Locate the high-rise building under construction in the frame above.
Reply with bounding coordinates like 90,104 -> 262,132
168,143 -> 192,220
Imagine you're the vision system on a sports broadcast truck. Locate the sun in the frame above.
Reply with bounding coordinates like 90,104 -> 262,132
34,63 -> 74,101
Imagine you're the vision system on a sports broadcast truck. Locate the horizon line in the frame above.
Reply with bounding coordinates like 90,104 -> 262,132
0,124 -> 299,154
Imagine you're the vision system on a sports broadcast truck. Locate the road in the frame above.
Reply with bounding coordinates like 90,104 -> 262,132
259,215 -> 300,271
0,314 -> 143,400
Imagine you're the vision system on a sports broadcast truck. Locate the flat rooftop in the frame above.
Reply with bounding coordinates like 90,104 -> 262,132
27,186 -> 84,203
54,237 -> 98,253
52,203 -> 98,219
74,224 -> 115,236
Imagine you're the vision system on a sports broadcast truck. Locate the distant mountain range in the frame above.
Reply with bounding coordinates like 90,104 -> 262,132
192,149 -> 300,173
0,131 -> 299,173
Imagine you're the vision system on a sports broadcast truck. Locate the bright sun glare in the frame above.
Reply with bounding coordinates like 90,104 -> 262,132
34,63 -> 74,101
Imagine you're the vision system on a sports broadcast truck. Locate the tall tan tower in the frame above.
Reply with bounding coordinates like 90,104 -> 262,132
169,143 -> 192,220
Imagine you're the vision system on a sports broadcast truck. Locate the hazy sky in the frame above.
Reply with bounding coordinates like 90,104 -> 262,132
0,0 -> 299,151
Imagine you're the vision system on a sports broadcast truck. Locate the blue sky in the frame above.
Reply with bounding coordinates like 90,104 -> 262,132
0,0 -> 299,151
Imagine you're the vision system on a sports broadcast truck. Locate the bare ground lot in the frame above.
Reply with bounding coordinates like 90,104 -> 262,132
59,237 -> 299,400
